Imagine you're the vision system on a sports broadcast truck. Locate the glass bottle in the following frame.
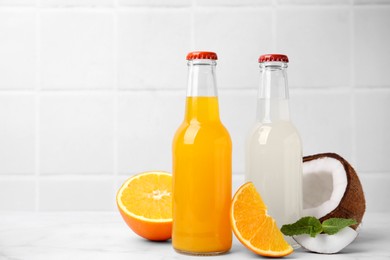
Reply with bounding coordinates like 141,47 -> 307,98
245,54 -> 302,247
172,51 -> 232,255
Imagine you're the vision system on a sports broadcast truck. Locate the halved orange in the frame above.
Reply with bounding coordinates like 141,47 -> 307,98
116,171 -> 172,241
230,182 -> 293,257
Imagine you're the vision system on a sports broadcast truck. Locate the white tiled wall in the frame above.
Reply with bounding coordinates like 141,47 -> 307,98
117,91 -> 183,174
40,93 -> 115,175
41,11 -> 115,89
118,9 -> 190,89
276,6 -> 351,88
0,10 -> 36,89
0,94 -> 35,174
0,0 -> 389,212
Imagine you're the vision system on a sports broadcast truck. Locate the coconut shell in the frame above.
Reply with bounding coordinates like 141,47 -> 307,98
303,153 -> 366,230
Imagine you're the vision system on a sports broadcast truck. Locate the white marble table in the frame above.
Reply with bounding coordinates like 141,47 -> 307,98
0,212 -> 389,260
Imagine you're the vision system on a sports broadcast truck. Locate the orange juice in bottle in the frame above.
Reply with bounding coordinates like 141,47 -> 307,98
172,51 -> 232,255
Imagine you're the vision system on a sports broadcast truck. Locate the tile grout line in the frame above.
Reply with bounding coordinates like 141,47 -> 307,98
349,1 -> 357,165
4,85 -> 385,93
190,0 -> 195,50
271,0 -> 277,51
34,1 -> 41,212
113,0 -> 119,188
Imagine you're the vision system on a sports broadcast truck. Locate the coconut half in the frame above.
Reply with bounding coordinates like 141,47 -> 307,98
294,227 -> 358,254
302,153 -> 366,229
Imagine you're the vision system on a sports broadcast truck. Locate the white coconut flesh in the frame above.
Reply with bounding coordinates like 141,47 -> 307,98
303,157 -> 348,219
293,227 -> 358,254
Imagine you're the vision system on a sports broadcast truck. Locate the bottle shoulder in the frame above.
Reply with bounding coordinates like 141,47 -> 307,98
250,120 -> 299,132
247,120 -> 302,144
175,120 -> 230,135
173,120 -> 231,145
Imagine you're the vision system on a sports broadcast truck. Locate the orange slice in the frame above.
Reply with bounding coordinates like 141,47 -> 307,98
116,171 -> 172,241
230,182 -> 293,257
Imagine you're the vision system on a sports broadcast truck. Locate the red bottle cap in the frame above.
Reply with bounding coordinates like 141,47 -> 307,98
186,51 -> 218,60
258,54 -> 289,63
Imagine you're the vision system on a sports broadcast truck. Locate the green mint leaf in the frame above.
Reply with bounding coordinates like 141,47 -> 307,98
322,218 -> 358,235
281,216 -> 323,238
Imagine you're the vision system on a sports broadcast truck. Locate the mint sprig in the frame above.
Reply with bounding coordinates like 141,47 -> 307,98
281,217 -> 357,238
281,216 -> 323,237
322,218 -> 357,235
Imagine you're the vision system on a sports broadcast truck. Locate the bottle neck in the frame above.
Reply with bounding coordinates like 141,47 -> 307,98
257,62 -> 290,123
185,59 -> 220,122
186,59 -> 218,97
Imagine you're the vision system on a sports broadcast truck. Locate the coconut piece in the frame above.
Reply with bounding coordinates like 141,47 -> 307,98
294,226 -> 358,254
303,153 -> 366,229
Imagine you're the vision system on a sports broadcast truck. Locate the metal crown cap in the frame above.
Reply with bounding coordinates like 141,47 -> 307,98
259,54 -> 289,63
186,51 -> 218,60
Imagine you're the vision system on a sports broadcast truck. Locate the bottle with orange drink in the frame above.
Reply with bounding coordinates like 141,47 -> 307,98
172,51 -> 232,255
